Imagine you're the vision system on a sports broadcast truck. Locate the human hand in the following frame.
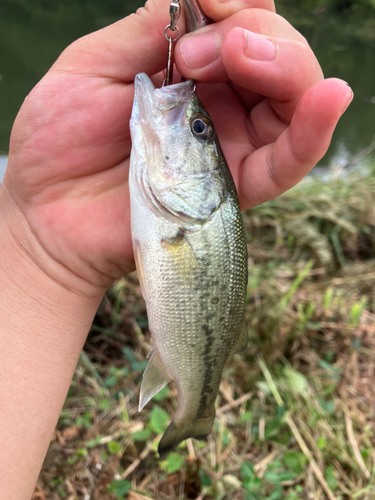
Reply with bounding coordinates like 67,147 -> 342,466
1,0 -> 352,298
175,0 -> 353,209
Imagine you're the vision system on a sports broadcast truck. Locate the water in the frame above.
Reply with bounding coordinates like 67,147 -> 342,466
0,156 -> 7,181
277,5 -> 375,168
0,0 -> 374,183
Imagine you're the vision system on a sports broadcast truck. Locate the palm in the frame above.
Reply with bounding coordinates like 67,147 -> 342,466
8,68 -> 138,284
8,68 -> 248,283
10,77 -> 240,273
4,1 -> 350,290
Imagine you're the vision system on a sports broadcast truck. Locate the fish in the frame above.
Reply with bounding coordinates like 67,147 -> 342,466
183,0 -> 212,32
128,1 -> 248,458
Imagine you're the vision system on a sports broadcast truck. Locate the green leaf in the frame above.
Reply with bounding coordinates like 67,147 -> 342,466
67,448 -> 87,465
241,462 -> 255,478
136,315 -> 149,329
276,405 -> 286,420
256,381 -> 271,394
241,462 -> 262,492
100,398 -> 111,411
317,436 -> 326,449
86,436 -> 103,448
323,351 -> 335,363
153,386 -> 170,402
349,296 -> 367,326
318,360 -> 342,381
150,406 -> 169,434
283,367 -> 308,395
318,359 -> 333,371
132,428 -> 151,441
362,447 -> 371,460
222,428 -> 231,446
241,410 -> 252,422
122,347 -> 147,372
108,479 -> 131,498
199,469 -> 212,487
325,465 -> 337,490
163,453 -> 185,474
245,493 -> 261,500
318,397 -> 335,414
264,486 -> 283,500
323,287 -> 334,310
264,470 -> 296,483
76,413 -> 93,429
104,375 -> 118,388
243,477 -> 261,492
264,471 -> 281,483
284,452 -> 307,475
264,419 -> 283,439
107,441 -> 122,454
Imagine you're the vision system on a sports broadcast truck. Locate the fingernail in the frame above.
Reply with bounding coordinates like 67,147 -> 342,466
341,82 -> 354,113
180,31 -> 221,69
244,29 -> 277,61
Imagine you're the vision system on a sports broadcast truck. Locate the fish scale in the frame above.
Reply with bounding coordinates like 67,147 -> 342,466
129,74 -> 247,456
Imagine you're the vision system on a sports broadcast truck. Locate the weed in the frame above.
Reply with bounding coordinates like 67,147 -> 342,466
35,168 -> 375,499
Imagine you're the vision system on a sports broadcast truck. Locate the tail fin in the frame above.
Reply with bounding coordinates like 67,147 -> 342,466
158,406 -> 216,457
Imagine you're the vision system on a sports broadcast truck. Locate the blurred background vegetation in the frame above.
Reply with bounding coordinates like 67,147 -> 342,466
280,0 -> 375,14
0,0 -> 374,499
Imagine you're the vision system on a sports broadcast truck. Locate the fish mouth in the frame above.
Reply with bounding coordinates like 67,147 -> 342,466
133,73 -> 197,167
133,74 -> 160,127
134,73 -> 195,125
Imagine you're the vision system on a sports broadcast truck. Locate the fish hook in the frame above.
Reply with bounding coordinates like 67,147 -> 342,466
163,0 -> 213,86
164,1 -> 181,86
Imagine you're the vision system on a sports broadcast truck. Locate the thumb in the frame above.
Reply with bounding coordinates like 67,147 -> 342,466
53,0 -> 186,81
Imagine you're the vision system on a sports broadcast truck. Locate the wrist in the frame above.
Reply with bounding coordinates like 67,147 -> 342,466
0,184 -> 103,500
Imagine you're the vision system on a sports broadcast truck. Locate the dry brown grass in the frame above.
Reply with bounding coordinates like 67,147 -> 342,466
36,167 -> 375,499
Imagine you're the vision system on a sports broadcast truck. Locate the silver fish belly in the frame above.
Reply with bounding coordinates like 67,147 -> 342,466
129,73 -> 247,457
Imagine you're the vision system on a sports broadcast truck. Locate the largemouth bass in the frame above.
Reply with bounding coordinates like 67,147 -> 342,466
183,0 -> 212,31
129,73 -> 248,456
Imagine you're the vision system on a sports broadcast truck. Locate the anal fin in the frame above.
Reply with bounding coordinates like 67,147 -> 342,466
139,349 -> 173,411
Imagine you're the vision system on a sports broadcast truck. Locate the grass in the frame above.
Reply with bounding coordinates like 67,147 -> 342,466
34,164 -> 375,500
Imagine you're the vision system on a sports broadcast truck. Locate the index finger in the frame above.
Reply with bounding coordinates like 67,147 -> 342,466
175,8 -> 307,84
52,0 -> 187,81
53,0 -> 277,82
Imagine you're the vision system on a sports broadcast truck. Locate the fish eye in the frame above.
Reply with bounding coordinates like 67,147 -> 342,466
190,115 -> 214,141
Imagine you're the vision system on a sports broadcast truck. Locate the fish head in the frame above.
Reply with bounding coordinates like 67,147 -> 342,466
131,73 -> 226,225
132,73 -> 220,177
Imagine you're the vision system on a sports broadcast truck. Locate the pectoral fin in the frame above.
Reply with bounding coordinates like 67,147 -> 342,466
139,349 -> 173,411
134,243 -> 147,302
